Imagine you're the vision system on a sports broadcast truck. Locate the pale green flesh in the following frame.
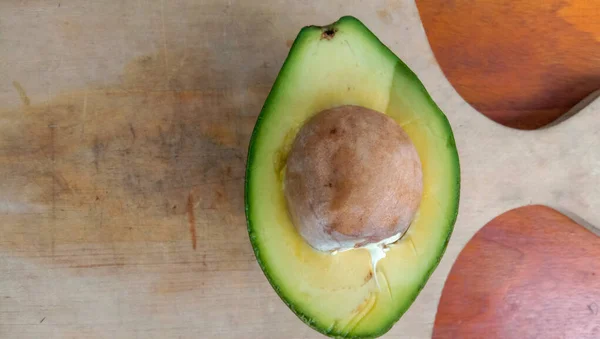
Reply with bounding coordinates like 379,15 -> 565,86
246,16 -> 460,338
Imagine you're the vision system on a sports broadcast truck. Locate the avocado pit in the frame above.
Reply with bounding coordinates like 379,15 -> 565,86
284,105 -> 423,252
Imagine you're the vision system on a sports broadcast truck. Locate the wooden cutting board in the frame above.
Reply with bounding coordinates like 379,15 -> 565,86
417,0 -> 600,129
0,1 -> 598,338
433,205 -> 600,339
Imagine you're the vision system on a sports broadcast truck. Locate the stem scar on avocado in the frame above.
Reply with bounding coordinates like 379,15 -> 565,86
245,16 -> 460,338
321,27 -> 337,40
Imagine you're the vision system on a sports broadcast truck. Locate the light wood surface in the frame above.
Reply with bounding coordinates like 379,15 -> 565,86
0,1 -> 599,338
417,0 -> 600,129
433,205 -> 600,339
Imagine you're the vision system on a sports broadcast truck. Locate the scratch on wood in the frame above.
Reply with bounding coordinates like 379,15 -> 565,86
49,123 -> 56,255
160,0 -> 169,80
12,81 -> 31,107
187,192 -> 197,250
100,207 -> 104,228
80,90 -> 88,139
129,123 -> 136,141
71,263 -> 126,269
53,172 -> 72,194
39,317 -> 45,323
92,137 -> 105,172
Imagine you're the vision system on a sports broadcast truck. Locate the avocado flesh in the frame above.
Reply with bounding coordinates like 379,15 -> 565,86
245,16 -> 460,339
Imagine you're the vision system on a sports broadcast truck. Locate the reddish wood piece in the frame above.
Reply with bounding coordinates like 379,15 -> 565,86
417,0 -> 600,129
433,205 -> 600,339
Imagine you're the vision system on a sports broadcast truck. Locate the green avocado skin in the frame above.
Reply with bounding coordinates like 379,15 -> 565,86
245,16 -> 460,339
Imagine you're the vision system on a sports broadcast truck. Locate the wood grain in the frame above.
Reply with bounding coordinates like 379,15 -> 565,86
433,205 -> 600,339
0,1 -> 296,338
417,0 -> 600,129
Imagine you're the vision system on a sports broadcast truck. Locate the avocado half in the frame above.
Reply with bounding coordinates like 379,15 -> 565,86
245,16 -> 460,338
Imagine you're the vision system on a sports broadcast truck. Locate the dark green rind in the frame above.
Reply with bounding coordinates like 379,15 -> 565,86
245,16 -> 460,339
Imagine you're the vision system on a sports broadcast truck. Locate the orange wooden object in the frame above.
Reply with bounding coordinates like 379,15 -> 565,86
433,205 -> 600,339
417,0 -> 600,129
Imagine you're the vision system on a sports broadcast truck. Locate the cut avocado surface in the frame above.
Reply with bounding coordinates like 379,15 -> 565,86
245,16 -> 460,338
